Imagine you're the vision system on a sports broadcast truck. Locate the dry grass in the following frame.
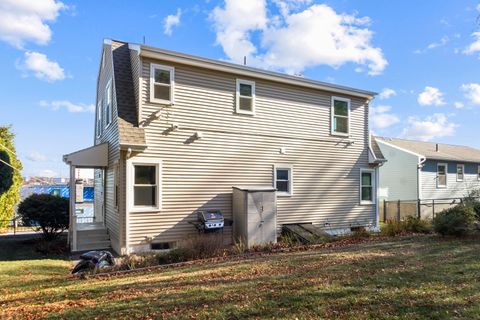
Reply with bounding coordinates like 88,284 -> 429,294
2,235 -> 480,319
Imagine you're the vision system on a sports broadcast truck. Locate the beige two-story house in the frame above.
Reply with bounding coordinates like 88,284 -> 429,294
64,39 -> 385,254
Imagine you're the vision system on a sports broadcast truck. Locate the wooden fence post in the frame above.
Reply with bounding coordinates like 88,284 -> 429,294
397,200 -> 401,221
417,199 -> 421,219
383,199 -> 387,222
432,199 -> 435,219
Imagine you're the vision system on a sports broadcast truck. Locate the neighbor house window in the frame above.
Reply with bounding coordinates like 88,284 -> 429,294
360,169 -> 375,205
274,165 -> 293,196
236,79 -> 255,115
128,158 -> 162,211
478,165 -> 480,181
331,97 -> 350,136
96,100 -> 102,137
457,164 -> 465,182
150,64 -> 174,104
105,80 -> 112,127
437,163 -> 447,188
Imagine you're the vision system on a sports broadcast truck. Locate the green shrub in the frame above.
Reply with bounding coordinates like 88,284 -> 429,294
404,216 -> 432,233
381,220 -> 405,236
18,194 -> 69,241
463,189 -> 480,218
381,217 -> 432,236
433,205 -> 476,237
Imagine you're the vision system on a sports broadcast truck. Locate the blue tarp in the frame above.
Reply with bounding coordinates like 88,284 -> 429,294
21,185 -> 94,202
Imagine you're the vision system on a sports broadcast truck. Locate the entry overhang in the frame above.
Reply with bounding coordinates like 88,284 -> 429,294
63,143 -> 109,168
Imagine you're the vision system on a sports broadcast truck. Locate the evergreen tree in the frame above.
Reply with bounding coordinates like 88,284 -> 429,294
0,126 -> 23,228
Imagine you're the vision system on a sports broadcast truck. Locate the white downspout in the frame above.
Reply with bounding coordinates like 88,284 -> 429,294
417,157 -> 427,202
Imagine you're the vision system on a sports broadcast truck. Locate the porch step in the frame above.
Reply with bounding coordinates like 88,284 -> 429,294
76,241 -> 111,252
76,224 -> 111,251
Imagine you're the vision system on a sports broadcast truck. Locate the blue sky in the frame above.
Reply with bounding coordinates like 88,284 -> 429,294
0,0 -> 479,178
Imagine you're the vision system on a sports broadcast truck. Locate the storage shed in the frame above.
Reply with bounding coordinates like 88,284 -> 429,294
232,186 -> 277,248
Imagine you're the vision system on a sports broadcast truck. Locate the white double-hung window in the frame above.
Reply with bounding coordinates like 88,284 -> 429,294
331,97 -> 350,136
236,79 -> 255,115
274,164 -> 293,196
150,64 -> 174,104
128,158 -> 162,211
360,169 -> 375,205
437,163 -> 447,188
96,100 -> 102,137
457,164 -> 465,182
105,80 -> 112,128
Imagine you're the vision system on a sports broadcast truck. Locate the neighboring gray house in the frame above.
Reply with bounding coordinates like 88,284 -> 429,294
64,39 -> 384,254
375,136 -> 480,204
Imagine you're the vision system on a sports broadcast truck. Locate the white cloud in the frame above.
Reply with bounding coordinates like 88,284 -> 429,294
26,151 -> 48,162
210,1 -> 387,76
39,100 -> 95,113
461,83 -> 480,105
414,36 -> 449,54
417,86 -> 446,106
463,32 -> 480,56
402,113 -> 457,142
17,51 -> 65,82
370,105 -> 400,130
163,8 -> 182,35
0,0 -> 66,48
454,101 -> 465,109
378,88 -> 396,100
38,169 -> 58,178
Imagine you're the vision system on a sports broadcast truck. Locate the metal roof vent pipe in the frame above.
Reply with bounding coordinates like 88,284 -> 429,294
436,143 -> 439,152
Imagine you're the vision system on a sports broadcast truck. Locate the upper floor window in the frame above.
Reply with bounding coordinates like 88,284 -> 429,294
331,97 -> 350,136
360,169 -> 375,205
457,164 -> 465,182
96,100 -> 102,137
236,79 -> 255,115
437,163 -> 447,188
150,64 -> 174,104
274,164 -> 293,196
105,80 -> 112,127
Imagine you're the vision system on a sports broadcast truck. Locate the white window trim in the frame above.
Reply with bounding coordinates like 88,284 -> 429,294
96,100 -> 102,138
437,163 -> 448,189
360,168 -> 376,205
456,164 -> 465,182
236,79 -> 256,116
273,164 -> 293,197
105,80 -> 112,129
331,96 -> 351,137
127,157 -> 162,212
150,63 -> 175,105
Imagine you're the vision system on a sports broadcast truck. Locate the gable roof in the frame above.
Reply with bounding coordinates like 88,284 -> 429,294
111,41 -> 146,147
134,42 -> 377,99
375,136 -> 480,163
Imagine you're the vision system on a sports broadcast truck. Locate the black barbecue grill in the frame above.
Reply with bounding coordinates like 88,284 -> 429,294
190,209 -> 226,232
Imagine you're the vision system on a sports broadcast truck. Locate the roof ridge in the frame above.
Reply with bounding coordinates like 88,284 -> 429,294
376,136 -> 480,151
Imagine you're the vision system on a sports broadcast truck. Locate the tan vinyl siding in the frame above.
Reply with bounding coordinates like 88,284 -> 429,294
126,59 -> 375,247
95,43 -> 122,251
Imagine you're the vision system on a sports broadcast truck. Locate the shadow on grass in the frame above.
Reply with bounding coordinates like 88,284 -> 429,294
0,233 -> 69,262
4,236 -> 480,319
